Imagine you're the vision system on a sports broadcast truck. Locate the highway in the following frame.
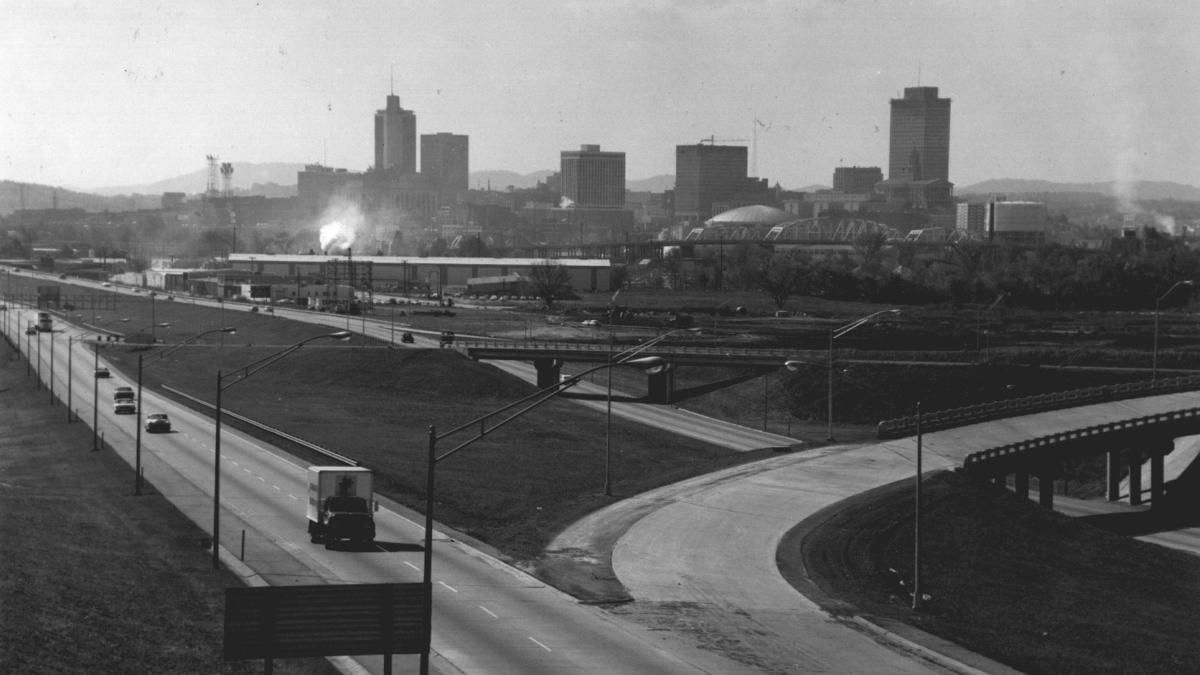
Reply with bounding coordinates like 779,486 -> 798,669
9,302 -> 760,674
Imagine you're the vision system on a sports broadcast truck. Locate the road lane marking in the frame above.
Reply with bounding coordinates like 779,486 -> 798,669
288,494 -> 299,500
271,484 -> 281,491
438,581 -> 457,593
404,561 -> 420,571
528,637 -> 551,652
478,605 -> 497,618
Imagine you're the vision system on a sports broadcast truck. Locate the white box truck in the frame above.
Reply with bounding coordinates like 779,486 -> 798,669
306,466 -> 377,548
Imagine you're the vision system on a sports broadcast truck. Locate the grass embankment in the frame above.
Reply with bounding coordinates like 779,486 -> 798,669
93,301 -> 768,562
0,340 -> 336,675
792,470 -> 1200,675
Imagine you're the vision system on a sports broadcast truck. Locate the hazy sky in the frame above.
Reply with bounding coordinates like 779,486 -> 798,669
4,1 -> 1198,191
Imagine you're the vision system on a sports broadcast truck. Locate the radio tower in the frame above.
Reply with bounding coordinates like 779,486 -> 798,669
220,162 -> 234,198
205,155 -> 219,198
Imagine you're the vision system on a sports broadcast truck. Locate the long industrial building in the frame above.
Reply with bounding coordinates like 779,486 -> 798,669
227,253 -> 610,293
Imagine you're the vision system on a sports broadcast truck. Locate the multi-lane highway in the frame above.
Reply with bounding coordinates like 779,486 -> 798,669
6,299 -> 783,674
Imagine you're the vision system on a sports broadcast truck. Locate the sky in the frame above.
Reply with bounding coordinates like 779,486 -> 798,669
3,0 -> 1198,191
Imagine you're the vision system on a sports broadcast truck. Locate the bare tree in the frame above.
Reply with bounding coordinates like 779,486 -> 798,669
529,261 -> 574,309
747,251 -> 808,309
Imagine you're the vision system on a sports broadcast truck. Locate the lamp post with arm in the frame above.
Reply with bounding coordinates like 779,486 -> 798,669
819,309 -> 900,441
134,327 -> 236,496
1152,280 -> 1194,381
211,330 -> 351,569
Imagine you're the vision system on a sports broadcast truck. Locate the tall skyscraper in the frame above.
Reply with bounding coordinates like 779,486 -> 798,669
421,133 -> 469,203
674,144 -> 748,224
374,94 -> 417,173
560,144 -> 625,208
888,87 -> 951,182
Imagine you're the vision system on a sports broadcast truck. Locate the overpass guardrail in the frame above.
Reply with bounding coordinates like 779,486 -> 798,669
877,375 -> 1200,439
963,405 -> 1200,473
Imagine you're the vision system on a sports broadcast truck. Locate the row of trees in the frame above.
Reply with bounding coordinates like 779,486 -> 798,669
727,230 -> 1200,311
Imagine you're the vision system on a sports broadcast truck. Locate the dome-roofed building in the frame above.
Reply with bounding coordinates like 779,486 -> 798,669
704,204 -> 791,226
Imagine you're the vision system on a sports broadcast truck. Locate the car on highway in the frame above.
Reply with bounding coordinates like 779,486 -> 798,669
401,332 -> 414,343
113,387 -> 134,401
25,326 -> 37,335
144,413 -> 171,433
94,367 -> 110,379
113,399 -> 136,415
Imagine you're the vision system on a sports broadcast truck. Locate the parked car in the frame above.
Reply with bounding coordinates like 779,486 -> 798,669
113,387 -> 134,401
94,367 -> 110,379
113,399 -> 136,415
144,413 -> 171,433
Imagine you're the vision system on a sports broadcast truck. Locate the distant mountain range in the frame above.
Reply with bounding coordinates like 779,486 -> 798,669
4,164 -> 1199,217
90,162 -> 307,196
958,179 -> 1200,201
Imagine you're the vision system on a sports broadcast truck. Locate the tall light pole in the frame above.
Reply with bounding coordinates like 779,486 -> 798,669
211,330 -> 350,568
35,328 -> 42,390
67,336 -> 74,422
912,401 -> 923,611
92,342 -> 100,451
820,309 -> 900,441
136,327 -> 236,496
48,330 -> 55,405
1152,280 -> 1194,381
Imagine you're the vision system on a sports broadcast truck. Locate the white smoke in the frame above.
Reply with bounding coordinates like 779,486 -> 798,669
559,195 -> 575,209
316,198 -> 364,253
320,220 -> 356,252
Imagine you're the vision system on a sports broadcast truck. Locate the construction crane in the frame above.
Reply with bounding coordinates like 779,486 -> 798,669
698,136 -> 748,145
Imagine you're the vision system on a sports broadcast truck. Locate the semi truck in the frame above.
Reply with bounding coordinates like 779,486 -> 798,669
306,466 -> 377,548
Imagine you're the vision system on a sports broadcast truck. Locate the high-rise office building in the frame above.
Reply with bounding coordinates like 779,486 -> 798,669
560,144 -> 625,208
374,94 -> 417,173
674,144 -> 748,224
421,133 -> 469,204
888,87 -> 951,182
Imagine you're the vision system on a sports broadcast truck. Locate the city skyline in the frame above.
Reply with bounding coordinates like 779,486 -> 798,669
4,1 -> 1198,191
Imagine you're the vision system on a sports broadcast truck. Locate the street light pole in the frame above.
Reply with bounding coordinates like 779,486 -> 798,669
49,330 -> 55,405
912,401 -> 923,611
824,309 -> 900,442
211,330 -> 350,569
92,342 -> 99,451
1152,280 -> 1194,381
67,336 -> 74,422
36,329 -> 42,390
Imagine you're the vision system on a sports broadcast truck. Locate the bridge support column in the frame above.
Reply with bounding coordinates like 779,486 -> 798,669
1106,450 -> 1122,501
1037,469 -> 1055,509
1014,472 -> 1029,499
647,368 -> 675,405
1128,450 -> 1142,506
533,358 -> 562,390
1151,451 -> 1165,506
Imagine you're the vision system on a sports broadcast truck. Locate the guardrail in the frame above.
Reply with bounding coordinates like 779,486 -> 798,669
456,338 -> 799,359
161,384 -> 358,466
963,406 -> 1200,471
877,375 -> 1200,439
